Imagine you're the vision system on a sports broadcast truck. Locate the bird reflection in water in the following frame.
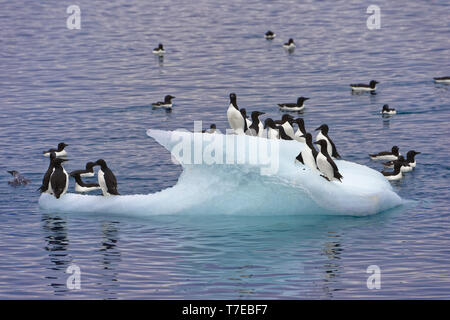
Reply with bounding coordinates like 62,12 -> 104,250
320,232 -> 343,298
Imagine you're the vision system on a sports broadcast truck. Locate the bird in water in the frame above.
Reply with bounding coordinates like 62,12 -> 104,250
278,97 -> 309,112
350,80 -> 379,92
370,146 -> 400,161
265,30 -> 276,40
95,159 -> 120,196
152,95 -> 175,110
7,170 -> 30,186
381,104 -> 396,115
152,43 -> 165,55
381,161 -> 403,181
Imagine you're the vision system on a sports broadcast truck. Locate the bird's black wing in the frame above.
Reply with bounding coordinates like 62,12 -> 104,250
325,134 -> 341,158
69,169 -> 86,177
326,154 -> 343,181
105,169 -> 119,195
296,153 -> 304,164
43,148 -> 57,154
38,168 -> 53,193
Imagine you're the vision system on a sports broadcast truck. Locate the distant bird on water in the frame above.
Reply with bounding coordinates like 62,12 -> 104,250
350,80 -> 379,92
370,146 -> 400,161
152,95 -> 175,110
283,38 -> 296,49
7,170 -> 30,186
278,97 -> 309,112
152,43 -> 165,55
265,30 -> 276,40
381,104 -> 396,115
433,76 -> 450,84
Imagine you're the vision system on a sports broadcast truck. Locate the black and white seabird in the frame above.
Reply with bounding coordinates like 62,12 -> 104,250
202,124 -> 217,134
315,124 -> 341,159
433,76 -> 450,84
283,38 -> 296,49
227,93 -> 246,135
295,133 -> 318,172
95,159 -> 119,196
248,111 -> 265,137
7,170 -> 30,186
43,142 -> 68,158
384,156 -> 411,172
350,80 -> 379,92
370,146 -> 400,161
278,97 -> 309,112
38,152 -> 56,194
70,172 -> 101,193
275,114 -> 295,139
265,30 -> 276,40
264,118 -> 279,139
69,161 -> 96,178
314,140 -> 343,182
293,118 -> 307,143
381,161 -> 403,181
240,108 -> 252,134
49,158 -> 69,199
405,150 -> 421,168
277,124 -> 293,140
381,104 -> 396,115
152,95 -> 175,109
152,43 -> 165,55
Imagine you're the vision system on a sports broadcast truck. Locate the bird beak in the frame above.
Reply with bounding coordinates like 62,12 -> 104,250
304,98 -> 310,100
171,96 -> 176,99
415,152 -> 421,155
7,171 -> 13,175
300,135 -> 305,138
313,141 -> 319,145
315,126 -> 321,131
61,159 -> 69,162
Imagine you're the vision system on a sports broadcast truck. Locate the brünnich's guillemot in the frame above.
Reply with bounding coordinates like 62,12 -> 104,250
227,93 -> 246,135
152,95 -> 175,109
350,80 -> 379,92
248,111 -> 265,137
95,159 -> 119,196
43,142 -> 68,158
295,133 -> 318,172
275,114 -> 295,140
264,118 -> 279,139
7,170 -> 31,186
265,30 -> 276,40
69,161 -> 96,178
239,108 -> 252,134
38,152 -> 56,194
152,43 -> 165,55
49,158 -> 69,199
70,172 -> 101,193
381,104 -> 396,115
283,38 -> 296,49
314,139 -> 343,182
202,124 -> 217,134
278,97 -> 309,112
433,76 -> 450,84
370,146 -> 400,161
315,124 -> 341,159
405,150 -> 421,168
381,161 -> 403,181
293,118 -> 307,143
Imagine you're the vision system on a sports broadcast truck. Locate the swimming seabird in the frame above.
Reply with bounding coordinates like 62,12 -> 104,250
95,159 -> 119,196
69,162 -> 96,178
381,161 -> 403,181
369,146 -> 400,161
227,93 -> 246,135
7,170 -> 30,186
248,111 -> 265,137
283,38 -> 296,49
152,43 -> 165,55
314,140 -> 343,182
381,104 -> 396,115
49,158 -> 69,199
70,172 -> 101,193
295,133 -> 318,172
278,97 -> 309,112
315,124 -> 341,159
265,30 -> 276,40
350,80 -> 379,91
43,142 -> 68,158
405,150 -> 421,168
152,95 -> 175,109
433,76 -> 450,84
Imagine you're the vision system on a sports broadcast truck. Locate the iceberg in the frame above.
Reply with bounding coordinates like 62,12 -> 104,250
39,129 -> 402,216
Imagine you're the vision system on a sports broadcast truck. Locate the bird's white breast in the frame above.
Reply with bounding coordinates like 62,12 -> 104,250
227,105 -> 245,135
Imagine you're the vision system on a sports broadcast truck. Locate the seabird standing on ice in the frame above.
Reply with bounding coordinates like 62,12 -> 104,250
69,162 -> 96,178
152,95 -> 175,110
7,170 -> 30,186
278,97 -> 309,112
227,93 -> 246,135
381,161 -> 403,181
95,159 -> 119,196
314,140 -> 343,182
293,118 -> 307,143
248,111 -> 265,137
202,124 -> 217,134
369,146 -> 400,161
283,38 -> 296,49
49,158 -> 69,199
350,80 -> 379,92
240,108 -> 252,134
70,172 -> 101,193
265,30 -> 276,39
152,43 -> 165,55
43,142 -> 68,158
295,133 -> 318,172
275,114 -> 295,139
433,76 -> 450,84
38,152 -> 56,194
264,118 -> 279,139
315,124 -> 341,159
381,104 -> 396,115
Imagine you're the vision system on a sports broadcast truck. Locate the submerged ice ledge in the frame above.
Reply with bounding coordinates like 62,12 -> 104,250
39,129 -> 402,216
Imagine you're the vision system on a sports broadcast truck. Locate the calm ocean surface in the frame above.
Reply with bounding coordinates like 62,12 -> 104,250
0,0 -> 449,299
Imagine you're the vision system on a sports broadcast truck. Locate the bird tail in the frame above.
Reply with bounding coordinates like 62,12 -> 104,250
296,153 -> 304,164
